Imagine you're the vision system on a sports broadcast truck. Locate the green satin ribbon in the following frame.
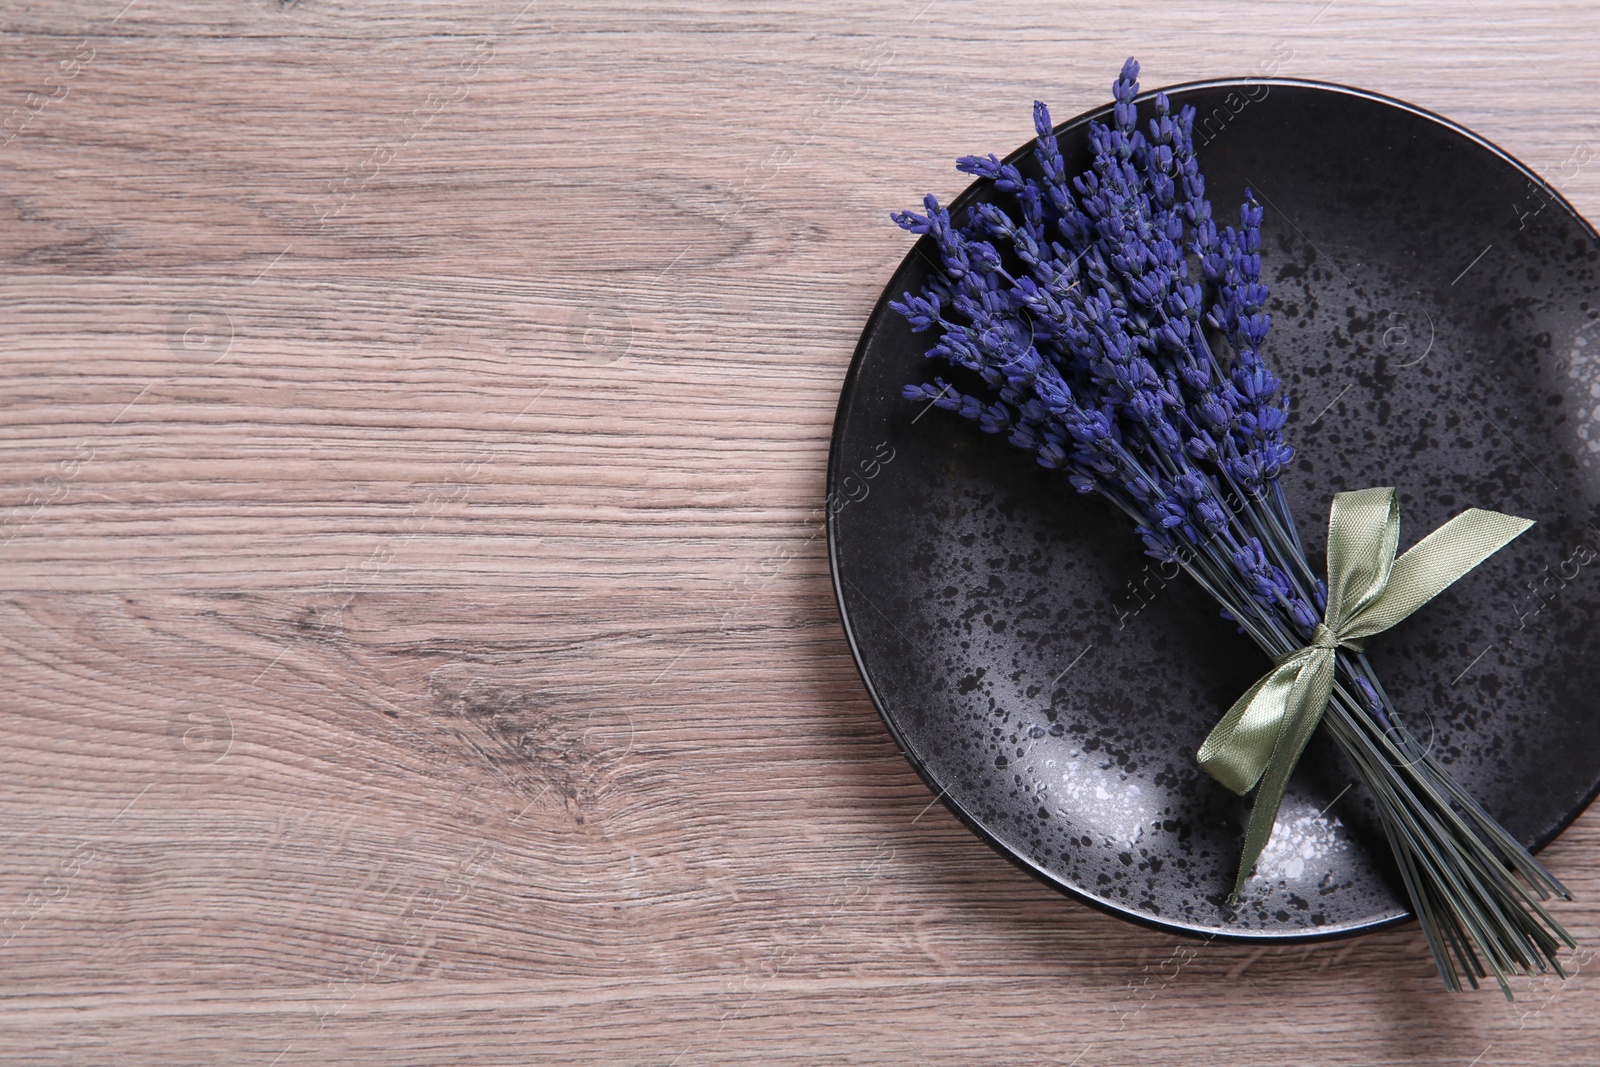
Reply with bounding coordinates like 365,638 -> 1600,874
1197,486 -> 1533,902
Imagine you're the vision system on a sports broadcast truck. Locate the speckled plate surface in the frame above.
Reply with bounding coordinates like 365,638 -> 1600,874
828,79 -> 1600,940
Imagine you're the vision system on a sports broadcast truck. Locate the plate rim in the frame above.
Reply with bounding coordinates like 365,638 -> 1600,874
826,75 -> 1600,942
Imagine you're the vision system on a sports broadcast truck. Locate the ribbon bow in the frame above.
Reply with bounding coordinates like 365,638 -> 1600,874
1196,486 -> 1533,902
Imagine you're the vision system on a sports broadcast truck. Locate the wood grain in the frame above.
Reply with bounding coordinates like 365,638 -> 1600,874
3,1 -> 1599,1063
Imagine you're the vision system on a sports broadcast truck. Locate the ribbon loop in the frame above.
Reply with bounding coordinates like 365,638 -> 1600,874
1195,487 -> 1533,902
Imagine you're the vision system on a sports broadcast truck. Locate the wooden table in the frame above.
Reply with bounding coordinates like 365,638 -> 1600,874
4,2 -> 1597,1063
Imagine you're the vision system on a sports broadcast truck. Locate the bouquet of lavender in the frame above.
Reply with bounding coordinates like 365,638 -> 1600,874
890,58 -> 1573,995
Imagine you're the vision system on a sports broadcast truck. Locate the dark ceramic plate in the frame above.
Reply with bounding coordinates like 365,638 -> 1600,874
828,79 -> 1600,940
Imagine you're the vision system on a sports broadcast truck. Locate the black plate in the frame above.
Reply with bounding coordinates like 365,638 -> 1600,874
828,78 -> 1600,939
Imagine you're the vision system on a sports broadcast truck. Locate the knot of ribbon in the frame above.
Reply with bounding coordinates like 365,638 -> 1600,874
1196,486 -> 1533,902
1306,623 -> 1345,653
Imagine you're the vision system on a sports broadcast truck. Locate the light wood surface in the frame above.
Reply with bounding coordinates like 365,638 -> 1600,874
3,1 -> 1599,1063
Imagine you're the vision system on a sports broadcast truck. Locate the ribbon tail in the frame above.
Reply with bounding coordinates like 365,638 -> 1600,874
1227,648 -> 1338,904
1197,653 -> 1310,796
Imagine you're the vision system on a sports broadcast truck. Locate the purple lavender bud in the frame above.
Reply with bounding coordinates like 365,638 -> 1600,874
1147,91 -> 1173,141
1077,451 -> 1112,476
1150,419 -> 1182,452
891,209 -> 931,234
933,383 -> 963,411
968,240 -> 1004,274
1225,451 -> 1268,492
1035,373 -> 1074,417
1196,497 -> 1228,532
1185,431 -> 1220,462
978,401 -> 1012,434
1066,407 -> 1116,446
1254,405 -> 1288,436
1112,57 -> 1140,130
890,291 -> 942,332
956,154 -> 1008,184
1260,440 -> 1295,478
1239,313 -> 1271,348
1136,524 -> 1179,563
1174,472 -> 1207,501
1235,363 -> 1278,402
1233,537 -> 1267,573
1126,390 -> 1157,424
1114,57 -> 1140,98
1240,193 -> 1264,243
1178,362 -> 1210,393
1034,100 -> 1055,139
1199,398 -> 1232,432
